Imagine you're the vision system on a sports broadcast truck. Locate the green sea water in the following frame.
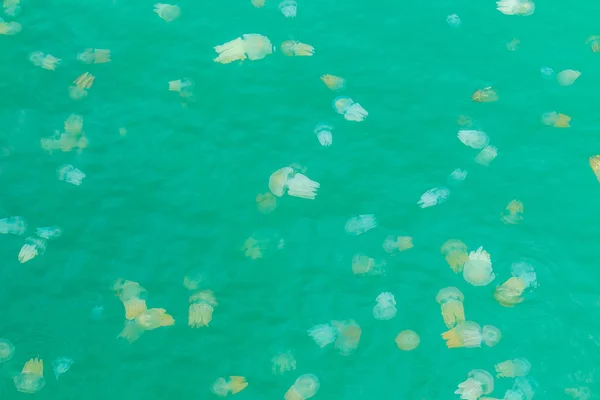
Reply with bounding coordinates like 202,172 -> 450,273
1,0 -> 600,398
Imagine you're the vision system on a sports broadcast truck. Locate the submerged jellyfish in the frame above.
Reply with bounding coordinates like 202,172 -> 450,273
168,78 -> 194,98
373,292 -> 397,320
308,323 -> 339,348
3,0 -> 20,17
14,358 -> 45,394
0,338 -> 15,362
506,38 -> 520,51
271,351 -> 296,374
441,239 -> 468,273
18,236 -> 47,264
251,0 -> 265,7
0,216 -> 26,235
314,123 -> 333,147
344,214 -> 377,235
495,357 -> 531,378
212,376 -> 248,396
285,374 -> 320,400
256,192 -> 277,213
590,156 -> 600,181
352,254 -> 385,275
557,69 -> 581,86
458,130 -> 489,149
383,235 -> 413,253
505,376 -> 538,400
436,287 -> 465,329
494,262 -> 537,307
278,0 -> 296,17
332,96 -> 368,122
482,325 -> 502,346
281,40 -> 314,56
153,3 -> 180,21
449,168 -> 468,181
57,164 -> 86,185
541,111 -> 571,128
77,48 -> 111,64
320,74 -> 346,91
331,320 -> 361,355
269,166 -> 320,200
586,36 -> 600,52
463,247 -> 495,286
455,369 -> 494,400
472,87 -> 498,102
501,200 -> 524,224
475,145 -> 498,166
213,34 -> 273,64
52,357 -> 73,380
441,321 -> 482,348
188,290 -> 217,328
119,308 -> 175,342
418,187 -> 450,208
395,330 -> 420,351
0,20 -> 21,35
35,226 -> 61,239
68,72 -> 95,100
496,0 -> 535,16
447,13 -> 461,27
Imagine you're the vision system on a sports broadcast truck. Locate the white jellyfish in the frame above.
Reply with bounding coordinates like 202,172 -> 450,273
332,96 -> 368,122
344,214 -> 377,235
463,246 -> 495,286
278,0 -> 297,17
285,374 -> 320,400
449,168 -> 468,181
458,130 -> 489,149
213,34 -> 273,64
153,3 -> 180,22
496,0 -> 535,16
441,321 -> 482,348
540,67 -> 554,79
418,187 -> 450,208
52,357 -> 73,380
268,166 -> 320,200
475,145 -> 498,166
314,123 -> 333,147
505,377 -> 538,400
373,292 -> 397,320
35,226 -> 61,239
557,69 -> 581,86
455,369 -> 494,400
307,323 -> 338,348
495,357 -> 531,378
57,164 -> 86,185
482,325 -> 502,346
281,40 -> 314,56
0,216 -> 26,235
447,14 -> 461,27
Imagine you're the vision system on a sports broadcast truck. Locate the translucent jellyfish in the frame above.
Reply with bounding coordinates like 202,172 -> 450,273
0,20 -> 20,35
463,246 -> 495,286
564,387 -> 591,400
314,123 -> 333,147
281,40 -> 314,56
38,53 -> 61,70
14,358 -> 45,394
475,145 -> 498,166
135,308 -> 174,330
447,13 -> 461,27
35,226 -> 61,239
332,96 -> 368,122
373,292 -> 397,320
212,376 -> 248,396
496,0 -> 535,16
351,254 -> 385,275
278,0 -> 296,17
320,74 -> 346,91
345,214 -> 376,235
308,323 -> 339,348
589,156 -> 600,181
77,48 -> 111,64
0,216 -> 26,234
383,235 -> 413,253
586,36 -> 600,52
57,164 -> 86,185
506,376 -> 538,400
256,192 -> 277,213
269,166 -> 320,199
436,287 -> 465,329
540,67 -> 554,79
188,290 -> 217,328
557,69 -> 581,86
18,236 -> 47,264
449,168 -> 468,181
153,3 -> 180,22
506,38 -> 520,51
472,87 -> 498,102
441,239 -> 468,273
68,72 -> 95,100
455,369 -> 494,400
251,0 -> 265,7
52,357 -> 73,380
285,374 -> 320,400
441,321 -> 482,348
482,325 -> 502,346
458,129 -> 489,149
213,34 -> 273,64
494,262 -> 537,307
331,319 -> 361,355
541,111 -> 571,128
3,0 -> 20,17
113,279 -> 147,302
271,351 -> 296,374
418,187 -> 450,208
457,115 -> 474,127
212,377 -> 230,396
395,330 -> 420,351
495,357 -> 531,378
0,338 -> 15,362
501,200 -> 524,224
168,78 -> 194,99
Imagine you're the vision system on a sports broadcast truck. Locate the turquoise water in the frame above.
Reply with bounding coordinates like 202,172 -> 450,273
1,0 -> 600,398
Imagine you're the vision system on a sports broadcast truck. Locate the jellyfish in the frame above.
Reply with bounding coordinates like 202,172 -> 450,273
268,166 -> 320,200
314,123 -> 333,147
463,246 -> 495,286
457,115 -> 474,127
541,111 -> 571,128
458,130 -> 489,149
418,187 -> 450,208
281,40 -> 314,56
241,237 -> 263,259
278,0 -> 296,17
0,20 -> 20,35
441,239 -> 468,273
119,308 -> 175,342
540,67 -> 554,79
557,69 -> 581,86
344,214 -> 377,235
436,287 -> 465,329
332,96 -> 368,122
77,48 -> 111,64
308,323 -> 339,348
285,374 -> 320,400
39,54 -> 61,70
472,87 -> 498,102
188,290 -> 217,328
586,36 -> 600,52
589,156 -> 600,181
18,236 -> 47,263
495,358 -> 531,378
14,358 -> 45,394
447,13 -> 461,27
449,168 -> 468,181
57,164 -> 86,185
320,74 -> 346,91
455,369 -> 494,400
168,78 -> 194,99
506,38 -> 520,51
501,200 -> 524,224
3,0 -> 20,16
256,192 -> 277,213
505,376 -> 538,400
482,325 -> 502,346
0,216 -> 26,234
496,0 -> 535,16
395,330 -> 420,351
373,292 -> 397,320
0,338 -> 15,362
251,0 -> 265,7
69,72 -> 95,100
153,3 -> 180,21
494,262 -> 537,307
35,226 -> 61,239
52,357 -> 73,380
441,321 -> 482,348
475,145 -> 498,166
113,279 -> 147,320
214,34 -> 273,64
331,319 -> 361,355
271,351 -> 296,374
352,254 -> 385,275
212,376 -> 248,396
383,235 -> 413,253
564,387 -> 591,400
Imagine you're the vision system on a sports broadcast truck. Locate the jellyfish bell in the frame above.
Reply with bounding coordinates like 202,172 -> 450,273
242,33 -> 274,60
153,3 -> 181,22
395,330 -> 420,351
458,129 -> 489,149
455,369 -> 494,400
320,74 -> 346,91
0,338 -> 15,362
475,145 -> 498,166
557,69 -> 581,86
418,187 -> 450,208
442,321 -> 482,348
333,96 -> 354,114
278,0 -> 297,17
482,325 -> 502,346
344,214 -> 377,235
281,40 -> 314,56
471,87 -> 498,102
586,35 -> 600,52
308,323 -> 338,348
268,166 -> 320,200
495,358 -> 531,378
511,262 -> 537,288
314,123 -> 333,147
293,374 -> 320,398
463,247 -> 495,286
436,287 -> 465,328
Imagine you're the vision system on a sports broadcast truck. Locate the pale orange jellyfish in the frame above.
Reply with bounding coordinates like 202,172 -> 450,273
494,262 -> 537,307
441,239 -> 468,273
471,87 -> 498,103
285,374 -> 320,400
455,369 -> 494,400
441,321 -> 482,348
586,36 -> 600,52
14,358 -> 45,394
395,330 -> 420,351
383,235 -> 413,253
188,290 -> 217,328
256,192 -> 277,213
589,156 -> 600,181
436,287 -> 465,328
495,357 -> 531,378
501,200 -> 524,224
351,254 -> 385,275
281,40 -> 314,56
271,351 -> 296,374
541,111 -> 571,128
212,376 -> 248,396
482,325 -> 502,347
320,74 -> 346,91
331,320 -> 361,355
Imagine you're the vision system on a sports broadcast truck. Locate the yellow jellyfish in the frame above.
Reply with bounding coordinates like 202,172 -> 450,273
351,254 -> 385,275
331,320 -> 361,355
188,290 -> 217,328
501,200 -> 523,224
495,357 -> 531,378
436,287 -> 465,329
68,72 -> 95,100
463,246 -> 495,286
475,145 -> 498,166
112,279 -> 148,320
494,262 -> 537,307
383,235 -> 413,253
251,0 -> 265,7
18,236 -> 46,263
281,40 -> 315,56
320,74 -> 346,91
455,369 -> 494,400
77,48 -> 111,64
119,308 -> 174,342
395,330 -> 420,351
589,156 -> 600,181
0,338 -> 15,362
269,166 -> 320,200
471,87 -> 498,103
241,237 -> 263,259
212,376 -> 248,396
271,351 -> 296,374
285,374 -> 320,400
441,239 -> 468,273
557,69 -> 581,86
14,358 -> 45,394
214,34 -> 273,64
586,36 -> 600,52
36,53 -> 61,70
482,325 -> 502,347
153,3 -> 180,21
256,192 -> 277,213
541,111 -> 571,128
0,20 -> 21,35
441,321 -> 482,348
